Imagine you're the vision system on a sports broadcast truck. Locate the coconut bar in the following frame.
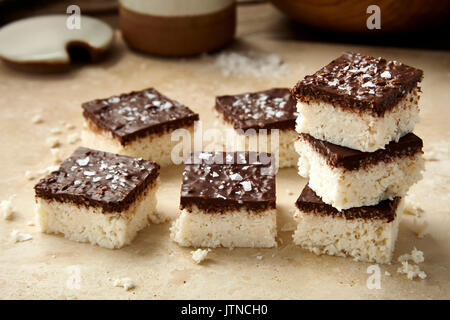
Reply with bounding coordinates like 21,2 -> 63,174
34,147 -> 161,249
170,151 -> 277,248
291,52 -> 423,152
82,88 -> 199,166
215,88 -> 298,168
293,184 -> 404,263
295,132 -> 423,210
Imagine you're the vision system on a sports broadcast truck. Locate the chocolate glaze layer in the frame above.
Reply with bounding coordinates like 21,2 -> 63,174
82,88 -> 199,145
34,147 -> 160,213
215,88 -> 297,131
299,132 -> 423,171
181,151 -> 276,213
296,184 -> 400,222
291,52 -> 423,117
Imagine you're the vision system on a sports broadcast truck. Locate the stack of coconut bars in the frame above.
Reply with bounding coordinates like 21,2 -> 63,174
290,52 -> 425,263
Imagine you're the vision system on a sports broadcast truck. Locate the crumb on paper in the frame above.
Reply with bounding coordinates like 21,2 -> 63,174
398,247 -> 425,264
11,230 -> 33,242
213,50 -> 289,78
256,255 -> 263,260
31,114 -> 43,124
27,220 -> 35,226
404,202 -> 425,217
397,261 -> 427,280
67,133 -> 80,144
113,277 -> 135,291
45,137 -> 60,148
50,127 -> 62,135
65,123 -> 76,130
385,271 -> 391,276
397,248 -> 426,280
25,170 -> 35,180
191,249 -> 211,264
286,189 -> 294,196
1,194 -> 16,220
411,218 -> 428,238
50,148 -> 63,163
281,221 -> 297,232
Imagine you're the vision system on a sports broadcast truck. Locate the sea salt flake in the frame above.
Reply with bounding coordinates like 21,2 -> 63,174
381,71 -> 392,79
240,181 -> 252,192
76,156 -> 90,166
230,173 -> 243,181
83,171 -> 96,176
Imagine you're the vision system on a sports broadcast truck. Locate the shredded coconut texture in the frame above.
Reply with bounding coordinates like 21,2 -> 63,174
214,51 -> 289,78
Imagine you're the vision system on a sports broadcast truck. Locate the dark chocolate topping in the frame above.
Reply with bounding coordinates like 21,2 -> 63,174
299,132 -> 423,171
34,147 -> 160,213
180,152 -> 276,213
291,52 -> 423,116
215,88 -> 297,131
296,184 -> 400,222
82,88 -> 199,145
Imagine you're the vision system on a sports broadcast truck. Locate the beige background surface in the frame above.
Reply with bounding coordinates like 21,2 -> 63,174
0,4 -> 449,299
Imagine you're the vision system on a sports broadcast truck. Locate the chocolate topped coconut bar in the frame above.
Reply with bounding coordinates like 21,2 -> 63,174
171,151 -> 277,248
82,88 -> 199,166
292,184 -> 404,263
34,147 -> 162,249
295,132 -> 424,210
215,88 -> 298,168
291,52 -> 423,152
180,151 -> 276,213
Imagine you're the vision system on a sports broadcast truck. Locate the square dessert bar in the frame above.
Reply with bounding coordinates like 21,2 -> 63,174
215,88 -> 298,168
170,151 -> 277,248
291,52 -> 423,152
295,132 -> 423,211
293,184 -> 404,263
82,88 -> 199,166
34,147 -> 161,249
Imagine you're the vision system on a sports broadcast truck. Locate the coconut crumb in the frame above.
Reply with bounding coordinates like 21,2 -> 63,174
11,230 -> 33,242
50,148 -> 63,163
384,271 -> 391,276
24,170 -> 35,180
1,194 -> 16,220
397,248 -> 426,280
45,137 -> 60,148
31,114 -> 43,124
411,218 -> 428,238
191,249 -> 211,264
67,133 -> 80,144
397,261 -> 427,280
113,278 -> 135,291
214,50 -> 289,78
50,127 -> 62,135
398,247 -> 425,264
404,202 -> 425,217
256,255 -> 263,260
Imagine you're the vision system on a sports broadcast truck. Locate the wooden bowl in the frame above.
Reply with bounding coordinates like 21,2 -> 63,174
270,0 -> 450,34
